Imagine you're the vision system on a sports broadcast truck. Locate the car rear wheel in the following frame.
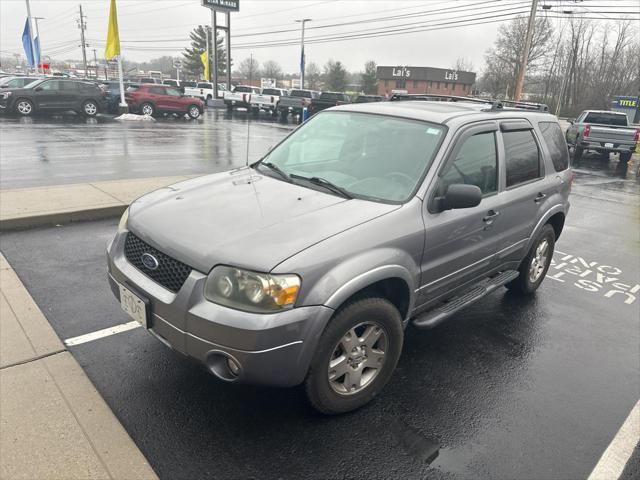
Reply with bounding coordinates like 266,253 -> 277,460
619,152 -> 632,164
187,105 -> 201,119
506,224 -> 555,294
15,99 -> 34,116
305,297 -> 403,415
573,146 -> 584,161
82,100 -> 98,117
140,102 -> 154,116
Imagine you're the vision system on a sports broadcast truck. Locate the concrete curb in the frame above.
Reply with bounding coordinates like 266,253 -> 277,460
0,204 -> 128,231
0,253 -> 158,480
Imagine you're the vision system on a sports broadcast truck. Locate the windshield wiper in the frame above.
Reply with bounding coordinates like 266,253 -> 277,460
290,174 -> 353,199
256,161 -> 291,182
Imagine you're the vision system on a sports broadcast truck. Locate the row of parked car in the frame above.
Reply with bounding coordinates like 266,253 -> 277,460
222,85 -> 383,119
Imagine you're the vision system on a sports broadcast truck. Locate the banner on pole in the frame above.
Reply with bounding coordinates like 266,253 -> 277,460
105,0 -> 121,60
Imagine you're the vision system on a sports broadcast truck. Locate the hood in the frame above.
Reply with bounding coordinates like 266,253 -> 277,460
128,168 -> 400,273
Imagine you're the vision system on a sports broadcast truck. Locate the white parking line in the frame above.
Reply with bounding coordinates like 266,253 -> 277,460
64,321 -> 141,346
588,399 -> 640,480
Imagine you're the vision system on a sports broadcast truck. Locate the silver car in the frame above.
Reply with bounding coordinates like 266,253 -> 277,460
107,99 -> 571,414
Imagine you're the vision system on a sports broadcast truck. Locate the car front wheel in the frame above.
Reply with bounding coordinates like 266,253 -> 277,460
15,99 -> 34,116
82,100 -> 98,117
187,105 -> 201,119
305,297 -> 404,415
140,102 -> 154,116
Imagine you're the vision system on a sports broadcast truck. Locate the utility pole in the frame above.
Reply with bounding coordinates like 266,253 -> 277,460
78,4 -> 88,78
24,0 -> 40,75
295,18 -> 311,89
93,49 -> 98,79
33,16 -> 44,73
513,0 -> 538,102
205,26 -> 211,82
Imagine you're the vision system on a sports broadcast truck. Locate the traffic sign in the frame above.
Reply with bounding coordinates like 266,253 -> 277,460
173,59 -> 183,69
201,0 -> 239,12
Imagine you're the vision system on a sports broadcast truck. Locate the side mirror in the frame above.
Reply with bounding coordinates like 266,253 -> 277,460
34,87 -> 43,92
441,184 -> 482,210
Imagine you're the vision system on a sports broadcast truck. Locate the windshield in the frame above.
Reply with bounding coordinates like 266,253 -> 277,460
583,112 -> 627,126
260,111 -> 446,203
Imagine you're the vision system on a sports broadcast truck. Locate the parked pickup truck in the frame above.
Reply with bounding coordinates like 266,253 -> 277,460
223,85 -> 260,111
249,88 -> 288,115
276,89 -> 319,119
308,91 -> 351,115
184,82 -> 228,102
565,110 -> 638,163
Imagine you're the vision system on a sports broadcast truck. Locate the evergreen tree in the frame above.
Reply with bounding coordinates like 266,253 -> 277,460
324,59 -> 347,92
361,60 -> 377,94
182,25 -> 228,80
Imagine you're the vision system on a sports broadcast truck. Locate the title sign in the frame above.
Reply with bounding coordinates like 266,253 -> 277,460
201,0 -> 239,11
612,96 -> 638,110
392,66 -> 411,78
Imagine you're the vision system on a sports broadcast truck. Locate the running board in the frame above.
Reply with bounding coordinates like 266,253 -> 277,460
412,270 -> 520,329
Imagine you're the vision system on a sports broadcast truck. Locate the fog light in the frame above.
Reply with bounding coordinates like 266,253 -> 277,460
227,357 -> 240,376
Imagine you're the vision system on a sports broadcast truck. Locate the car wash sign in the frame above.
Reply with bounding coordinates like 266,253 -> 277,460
201,0 -> 239,11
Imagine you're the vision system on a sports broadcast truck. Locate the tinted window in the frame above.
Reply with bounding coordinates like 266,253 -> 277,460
40,80 -> 61,91
234,86 -> 252,93
290,89 -> 312,98
163,80 -> 177,86
62,82 -> 79,91
197,82 -> 211,89
262,88 -> 281,95
539,122 -> 569,172
504,130 -> 542,187
319,92 -> 341,101
149,87 -> 165,95
165,87 -> 181,96
437,132 -> 497,197
583,112 -> 627,126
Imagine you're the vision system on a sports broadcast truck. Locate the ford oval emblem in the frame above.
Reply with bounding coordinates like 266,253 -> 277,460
141,253 -> 159,270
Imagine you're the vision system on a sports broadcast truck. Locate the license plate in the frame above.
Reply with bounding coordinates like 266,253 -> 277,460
604,143 -> 614,148
119,284 -> 147,328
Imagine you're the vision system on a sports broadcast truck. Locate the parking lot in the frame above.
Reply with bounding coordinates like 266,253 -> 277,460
0,112 -> 638,479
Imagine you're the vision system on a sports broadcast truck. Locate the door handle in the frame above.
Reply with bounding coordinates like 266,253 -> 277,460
534,192 -> 547,203
483,210 -> 500,222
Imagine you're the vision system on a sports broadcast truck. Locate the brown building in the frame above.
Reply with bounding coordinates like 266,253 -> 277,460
377,65 -> 476,97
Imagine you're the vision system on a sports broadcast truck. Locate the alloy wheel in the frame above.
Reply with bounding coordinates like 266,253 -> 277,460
141,104 -> 153,116
84,102 -> 97,116
189,106 -> 200,118
328,321 -> 388,395
529,238 -> 549,283
17,101 -> 32,115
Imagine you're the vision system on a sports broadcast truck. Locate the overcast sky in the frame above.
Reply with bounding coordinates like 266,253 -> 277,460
0,0 -> 635,73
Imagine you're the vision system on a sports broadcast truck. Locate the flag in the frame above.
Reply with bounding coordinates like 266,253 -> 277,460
22,19 -> 37,67
201,51 -> 209,81
105,0 -> 121,60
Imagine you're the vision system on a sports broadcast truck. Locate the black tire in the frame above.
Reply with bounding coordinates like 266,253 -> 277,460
573,146 -> 584,161
619,151 -> 632,164
187,104 -> 201,119
506,224 -> 555,294
225,102 -> 233,111
140,102 -> 155,116
305,297 -> 404,415
15,98 -> 34,116
82,100 -> 99,117
600,151 -> 610,161
279,109 -> 288,120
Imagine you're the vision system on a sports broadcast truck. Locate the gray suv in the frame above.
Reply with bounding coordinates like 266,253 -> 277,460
107,99 -> 571,414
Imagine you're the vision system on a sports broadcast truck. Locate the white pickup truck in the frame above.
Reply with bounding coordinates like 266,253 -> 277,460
183,82 -> 228,102
223,85 -> 260,111
249,88 -> 289,115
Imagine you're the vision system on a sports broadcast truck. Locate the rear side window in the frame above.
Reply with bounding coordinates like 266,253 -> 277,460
503,130 -> 542,187
149,87 -> 165,95
583,112 -> 627,126
539,122 -> 569,171
437,131 -> 498,197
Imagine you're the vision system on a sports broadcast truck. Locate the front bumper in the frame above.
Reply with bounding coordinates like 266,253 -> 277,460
107,230 -> 334,387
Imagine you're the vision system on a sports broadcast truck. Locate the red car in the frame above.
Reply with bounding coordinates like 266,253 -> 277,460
124,84 -> 204,119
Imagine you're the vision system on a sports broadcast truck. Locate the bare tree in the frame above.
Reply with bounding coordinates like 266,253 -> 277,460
237,56 -> 260,81
305,61 -> 321,90
452,57 -> 474,73
262,60 -> 283,80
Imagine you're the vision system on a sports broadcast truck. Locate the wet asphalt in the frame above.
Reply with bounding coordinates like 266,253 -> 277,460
1,115 -> 639,479
0,109 -> 294,189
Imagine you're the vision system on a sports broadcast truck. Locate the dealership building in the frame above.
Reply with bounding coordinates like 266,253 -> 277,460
376,65 -> 476,96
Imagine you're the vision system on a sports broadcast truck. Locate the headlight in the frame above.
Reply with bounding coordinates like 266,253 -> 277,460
204,266 -> 301,313
117,207 -> 129,233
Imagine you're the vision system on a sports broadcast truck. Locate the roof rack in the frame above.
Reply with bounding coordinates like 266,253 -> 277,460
388,93 -> 549,112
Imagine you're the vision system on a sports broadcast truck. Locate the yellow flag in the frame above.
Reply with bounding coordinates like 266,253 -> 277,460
201,52 -> 209,81
105,0 -> 120,60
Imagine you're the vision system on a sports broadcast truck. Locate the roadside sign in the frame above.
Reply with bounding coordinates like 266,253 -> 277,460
201,0 -> 239,11
261,77 -> 276,89
173,59 -> 182,69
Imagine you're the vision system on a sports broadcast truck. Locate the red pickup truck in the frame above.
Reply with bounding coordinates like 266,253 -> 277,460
125,84 -> 204,119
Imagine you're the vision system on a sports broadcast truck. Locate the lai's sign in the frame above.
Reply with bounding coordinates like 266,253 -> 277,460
201,0 -> 239,11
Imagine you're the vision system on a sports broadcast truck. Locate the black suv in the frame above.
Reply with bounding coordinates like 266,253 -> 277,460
0,78 -> 106,117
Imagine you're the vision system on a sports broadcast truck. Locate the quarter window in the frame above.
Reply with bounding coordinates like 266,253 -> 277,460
539,122 -> 569,171
503,130 -> 542,187
436,131 -> 498,198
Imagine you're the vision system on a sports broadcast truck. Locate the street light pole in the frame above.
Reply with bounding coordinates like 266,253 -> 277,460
513,0 -> 538,102
34,16 -> 45,74
295,18 -> 311,89
24,0 -> 40,75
